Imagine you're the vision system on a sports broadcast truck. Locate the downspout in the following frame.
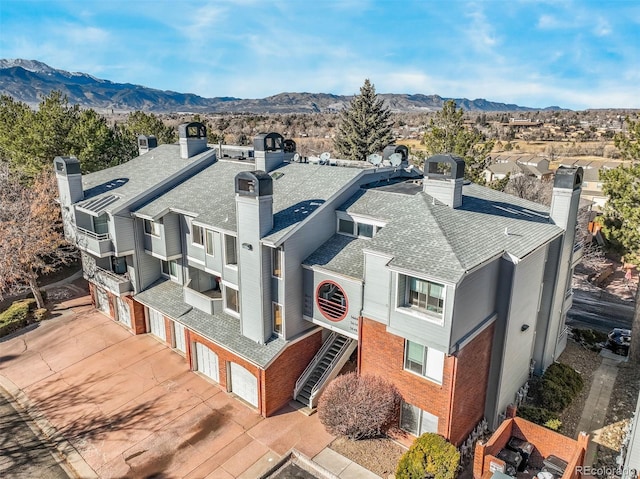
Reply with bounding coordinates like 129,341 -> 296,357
446,353 -> 459,443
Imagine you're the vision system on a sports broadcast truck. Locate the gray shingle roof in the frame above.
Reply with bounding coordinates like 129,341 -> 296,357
135,160 -> 363,239
333,183 -> 563,283
303,234 -> 368,279
134,279 -> 287,367
80,144 -> 215,214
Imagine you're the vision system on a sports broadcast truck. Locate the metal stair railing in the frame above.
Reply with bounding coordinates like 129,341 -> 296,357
294,331 -> 337,399
309,337 -> 354,406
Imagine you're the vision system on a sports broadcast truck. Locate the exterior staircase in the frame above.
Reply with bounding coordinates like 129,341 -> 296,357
294,332 -> 357,409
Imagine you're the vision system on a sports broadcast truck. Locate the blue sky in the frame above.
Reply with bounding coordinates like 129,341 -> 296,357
1,0 -> 638,110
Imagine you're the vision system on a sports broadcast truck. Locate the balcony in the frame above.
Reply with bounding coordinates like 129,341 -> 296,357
86,267 -> 132,295
183,279 -> 223,315
76,227 -> 114,257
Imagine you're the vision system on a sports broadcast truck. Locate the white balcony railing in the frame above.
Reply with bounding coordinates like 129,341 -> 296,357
76,227 -> 113,256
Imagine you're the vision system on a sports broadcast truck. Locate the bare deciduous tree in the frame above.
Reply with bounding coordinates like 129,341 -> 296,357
504,175 -> 553,206
0,166 -> 77,308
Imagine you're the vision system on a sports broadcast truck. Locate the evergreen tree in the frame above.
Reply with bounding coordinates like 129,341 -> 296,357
601,117 -> 640,362
422,100 -> 493,184
334,79 -> 393,161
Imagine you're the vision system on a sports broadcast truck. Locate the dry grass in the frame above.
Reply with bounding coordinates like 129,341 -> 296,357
329,436 -> 406,478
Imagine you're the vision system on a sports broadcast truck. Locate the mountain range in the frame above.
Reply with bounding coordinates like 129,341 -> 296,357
0,59 -> 562,114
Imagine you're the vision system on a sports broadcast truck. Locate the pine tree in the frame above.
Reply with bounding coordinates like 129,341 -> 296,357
601,117 -> 640,362
334,79 -> 393,161
422,99 -> 494,184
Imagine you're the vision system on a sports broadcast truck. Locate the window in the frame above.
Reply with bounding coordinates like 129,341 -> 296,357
192,224 -> 204,247
111,256 -> 127,275
273,303 -> 283,335
357,223 -> 374,238
404,340 -> 445,383
224,235 -> 237,266
205,229 -> 215,256
408,277 -> 444,315
225,286 -> 239,314
338,218 -> 355,235
161,259 -> 178,278
144,219 -> 160,236
93,214 -> 108,235
272,248 -> 282,278
400,401 -> 438,436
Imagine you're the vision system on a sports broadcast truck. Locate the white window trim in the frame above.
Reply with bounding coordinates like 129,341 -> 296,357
161,259 -> 179,280
395,273 -> 445,325
144,218 -> 160,237
205,229 -> 215,257
223,284 -> 240,317
191,222 -> 205,248
403,340 -> 444,385
272,301 -> 283,336
400,401 -> 439,436
271,247 -> 282,279
224,234 -> 238,269
336,212 -> 385,239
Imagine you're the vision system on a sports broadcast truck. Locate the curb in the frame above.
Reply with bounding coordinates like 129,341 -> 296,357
0,375 -> 98,479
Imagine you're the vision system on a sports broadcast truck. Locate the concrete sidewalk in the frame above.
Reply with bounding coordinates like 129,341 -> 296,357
576,348 -> 626,466
0,295 -> 384,478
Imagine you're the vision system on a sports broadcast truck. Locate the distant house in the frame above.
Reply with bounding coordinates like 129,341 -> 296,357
484,154 -> 553,183
559,159 -> 620,209
54,123 -> 583,446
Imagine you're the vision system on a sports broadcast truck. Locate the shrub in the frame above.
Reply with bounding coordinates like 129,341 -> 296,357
544,418 -> 563,431
544,363 -> 584,397
317,372 -> 401,440
517,406 -> 559,426
0,300 -> 32,337
34,308 -> 48,321
396,433 -> 460,479
538,378 -> 573,412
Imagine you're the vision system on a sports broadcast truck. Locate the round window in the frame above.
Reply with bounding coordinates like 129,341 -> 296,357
316,281 -> 348,322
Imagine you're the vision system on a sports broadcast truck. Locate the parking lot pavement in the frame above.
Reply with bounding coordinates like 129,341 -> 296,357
0,301 -> 335,478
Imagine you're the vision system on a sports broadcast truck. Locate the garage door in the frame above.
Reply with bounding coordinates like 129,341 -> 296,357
96,288 -> 110,315
195,342 -> 219,382
148,308 -> 166,341
173,321 -> 186,353
116,298 -> 131,328
230,362 -> 258,407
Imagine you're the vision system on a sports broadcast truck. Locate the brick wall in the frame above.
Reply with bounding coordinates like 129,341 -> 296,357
448,323 -> 495,445
473,417 -> 587,479
88,282 -> 96,307
359,317 -> 455,440
163,316 -> 173,347
262,330 -> 323,416
106,290 -> 116,319
123,296 -> 146,334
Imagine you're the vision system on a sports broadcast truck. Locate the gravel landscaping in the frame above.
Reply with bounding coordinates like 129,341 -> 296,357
329,435 -> 406,478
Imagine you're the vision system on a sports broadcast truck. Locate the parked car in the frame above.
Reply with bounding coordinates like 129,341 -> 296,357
607,328 -> 631,355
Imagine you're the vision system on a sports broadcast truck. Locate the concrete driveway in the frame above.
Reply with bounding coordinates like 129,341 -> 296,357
0,297 -> 334,478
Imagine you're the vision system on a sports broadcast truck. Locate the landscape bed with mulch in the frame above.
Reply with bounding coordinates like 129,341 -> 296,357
329,435 -> 406,478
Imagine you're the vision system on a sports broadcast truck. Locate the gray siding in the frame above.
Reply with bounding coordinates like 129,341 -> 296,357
533,240 -> 558,373
495,247 -> 546,422
112,215 -> 135,254
303,268 -> 362,339
361,252 -> 393,324
137,252 -> 161,290
387,272 -> 454,352
163,213 -> 182,257
185,217 -> 206,264
74,210 -> 93,232
450,258 -> 500,346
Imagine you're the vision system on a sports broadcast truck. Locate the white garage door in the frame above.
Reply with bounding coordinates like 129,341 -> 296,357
230,362 -> 258,407
96,288 -> 110,315
195,342 -> 219,382
116,298 -> 131,328
173,321 -> 186,353
148,308 -> 166,341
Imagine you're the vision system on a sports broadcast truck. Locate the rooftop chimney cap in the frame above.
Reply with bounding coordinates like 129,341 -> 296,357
425,154 -> 466,180
554,166 -> 583,190
54,156 -> 81,175
138,134 -> 157,149
254,132 -> 284,152
235,170 -> 273,197
178,122 -> 206,139
383,144 -> 409,163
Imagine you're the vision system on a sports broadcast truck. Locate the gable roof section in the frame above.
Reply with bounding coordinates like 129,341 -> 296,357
80,144 -> 215,215
322,183 -> 563,284
135,160 -> 364,237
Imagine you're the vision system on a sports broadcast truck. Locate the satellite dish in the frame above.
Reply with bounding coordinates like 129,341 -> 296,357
367,153 -> 382,166
389,153 -> 403,167
320,152 -> 331,163
293,153 -> 300,162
